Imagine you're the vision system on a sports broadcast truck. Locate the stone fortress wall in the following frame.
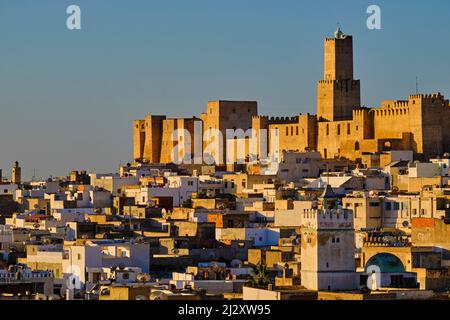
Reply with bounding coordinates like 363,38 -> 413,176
133,29 -> 450,165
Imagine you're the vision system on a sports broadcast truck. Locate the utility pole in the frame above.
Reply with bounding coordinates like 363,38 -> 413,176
416,76 -> 419,94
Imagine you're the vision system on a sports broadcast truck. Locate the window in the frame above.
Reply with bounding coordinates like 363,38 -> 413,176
337,124 -> 341,135
393,202 -> 400,211
385,202 -> 392,211
326,124 -> 329,135
296,127 -> 299,135
347,123 -> 351,135
355,142 -> 360,151
286,127 -> 289,136
77,254 -> 81,260
291,126 -> 294,136
187,181 -> 194,186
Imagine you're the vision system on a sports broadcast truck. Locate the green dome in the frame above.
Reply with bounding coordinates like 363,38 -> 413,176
365,253 -> 405,273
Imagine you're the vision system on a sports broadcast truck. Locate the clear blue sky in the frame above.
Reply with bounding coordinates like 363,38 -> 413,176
0,0 -> 449,179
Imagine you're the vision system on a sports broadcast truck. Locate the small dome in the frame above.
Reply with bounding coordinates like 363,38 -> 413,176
334,27 -> 345,39
365,253 -> 405,273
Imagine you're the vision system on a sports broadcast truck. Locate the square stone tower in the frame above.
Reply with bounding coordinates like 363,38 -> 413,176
200,101 -> 258,164
317,28 -> 361,121
300,186 -> 357,291
12,161 -> 21,185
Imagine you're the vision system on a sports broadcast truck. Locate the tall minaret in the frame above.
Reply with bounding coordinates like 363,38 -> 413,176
12,161 -> 21,185
317,27 -> 361,121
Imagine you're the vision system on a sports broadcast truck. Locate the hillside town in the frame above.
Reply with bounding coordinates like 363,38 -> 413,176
1,28 -> 450,301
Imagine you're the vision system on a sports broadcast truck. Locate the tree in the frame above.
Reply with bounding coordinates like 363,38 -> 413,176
246,263 -> 271,288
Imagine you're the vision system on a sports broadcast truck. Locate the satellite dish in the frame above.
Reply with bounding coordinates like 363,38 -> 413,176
217,203 -> 226,210
150,291 -> 167,300
137,273 -> 151,283
100,288 -> 110,296
230,259 -> 243,268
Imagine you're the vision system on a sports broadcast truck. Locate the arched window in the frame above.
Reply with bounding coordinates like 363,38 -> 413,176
355,142 -> 360,151
347,123 -> 351,135
337,124 -> 341,135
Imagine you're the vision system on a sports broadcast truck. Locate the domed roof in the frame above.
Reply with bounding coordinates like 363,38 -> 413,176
334,27 -> 346,39
365,253 -> 405,273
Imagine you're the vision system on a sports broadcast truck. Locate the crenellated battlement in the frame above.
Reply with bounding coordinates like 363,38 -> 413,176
352,108 -> 371,117
372,107 -> 410,117
302,209 -> 354,230
252,115 -> 269,120
274,116 -> 299,123
324,36 -> 351,42
318,79 -> 360,90
409,93 -> 444,100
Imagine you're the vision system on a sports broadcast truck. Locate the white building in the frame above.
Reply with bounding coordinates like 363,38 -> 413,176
62,240 -> 150,291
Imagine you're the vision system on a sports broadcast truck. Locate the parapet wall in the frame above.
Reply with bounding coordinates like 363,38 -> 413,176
302,209 -> 354,230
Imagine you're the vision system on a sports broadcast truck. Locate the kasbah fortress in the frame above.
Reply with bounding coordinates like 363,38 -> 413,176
133,28 -> 450,166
